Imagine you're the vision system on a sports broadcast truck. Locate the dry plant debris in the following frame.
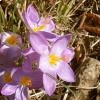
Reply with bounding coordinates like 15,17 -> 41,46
78,12 -> 100,36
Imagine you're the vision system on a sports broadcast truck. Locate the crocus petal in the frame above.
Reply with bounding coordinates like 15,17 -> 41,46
1,83 -> 18,96
15,86 -> 27,100
0,45 -> 21,66
22,58 -> 33,72
29,69 -> 43,89
38,31 -> 59,42
24,12 -> 35,31
27,4 -> 39,23
39,55 -> 49,72
22,47 -> 40,63
0,68 -> 6,87
51,36 -> 68,56
61,48 -> 74,63
29,33 -> 49,55
12,68 -> 27,82
64,34 -> 72,43
57,62 -> 75,82
7,94 -> 15,100
22,47 -> 35,56
23,4 -> 39,31
38,17 -> 55,32
43,73 -> 56,96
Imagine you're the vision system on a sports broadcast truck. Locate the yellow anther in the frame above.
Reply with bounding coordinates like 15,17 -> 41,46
33,26 -> 38,32
33,25 -> 45,32
20,76 -> 32,87
38,25 -> 45,31
49,54 -> 60,65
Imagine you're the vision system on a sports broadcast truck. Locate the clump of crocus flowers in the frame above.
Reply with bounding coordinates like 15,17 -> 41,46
0,4 -> 75,100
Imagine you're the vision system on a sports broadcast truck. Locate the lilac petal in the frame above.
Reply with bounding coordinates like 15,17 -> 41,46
38,17 -> 55,32
0,45 -> 21,66
61,48 -> 74,63
22,12 -> 34,32
29,33 -> 49,55
15,86 -> 27,100
23,5 -> 39,31
10,68 -> 18,77
22,47 -> 35,56
1,83 -> 18,96
38,31 -> 59,42
27,4 -> 39,23
7,94 -> 15,100
22,47 -> 40,62
0,68 -> 6,87
51,36 -> 68,56
12,68 -> 23,82
23,4 -> 39,30
4,46 -> 21,59
43,73 -> 56,96
0,33 -> 22,66
64,34 -> 72,43
57,62 -> 75,82
22,58 -> 33,72
29,69 -> 43,89
22,87 -> 28,100
39,55 -> 50,73
25,13 -> 36,31
12,68 -> 28,82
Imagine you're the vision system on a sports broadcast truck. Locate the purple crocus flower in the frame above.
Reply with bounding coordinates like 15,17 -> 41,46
22,4 -> 55,33
1,67 -> 43,100
29,33 -> 75,96
0,32 -> 22,66
0,32 -> 22,46
22,4 -> 58,41
0,67 -> 17,90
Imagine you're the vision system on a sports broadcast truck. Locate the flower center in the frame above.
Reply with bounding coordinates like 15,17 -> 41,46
20,76 -> 32,87
33,25 -> 45,32
49,54 -> 61,65
6,34 -> 18,46
3,72 -> 12,83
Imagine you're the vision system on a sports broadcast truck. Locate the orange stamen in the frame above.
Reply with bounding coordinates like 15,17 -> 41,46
6,34 -> 18,46
20,76 -> 32,87
3,72 -> 12,83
